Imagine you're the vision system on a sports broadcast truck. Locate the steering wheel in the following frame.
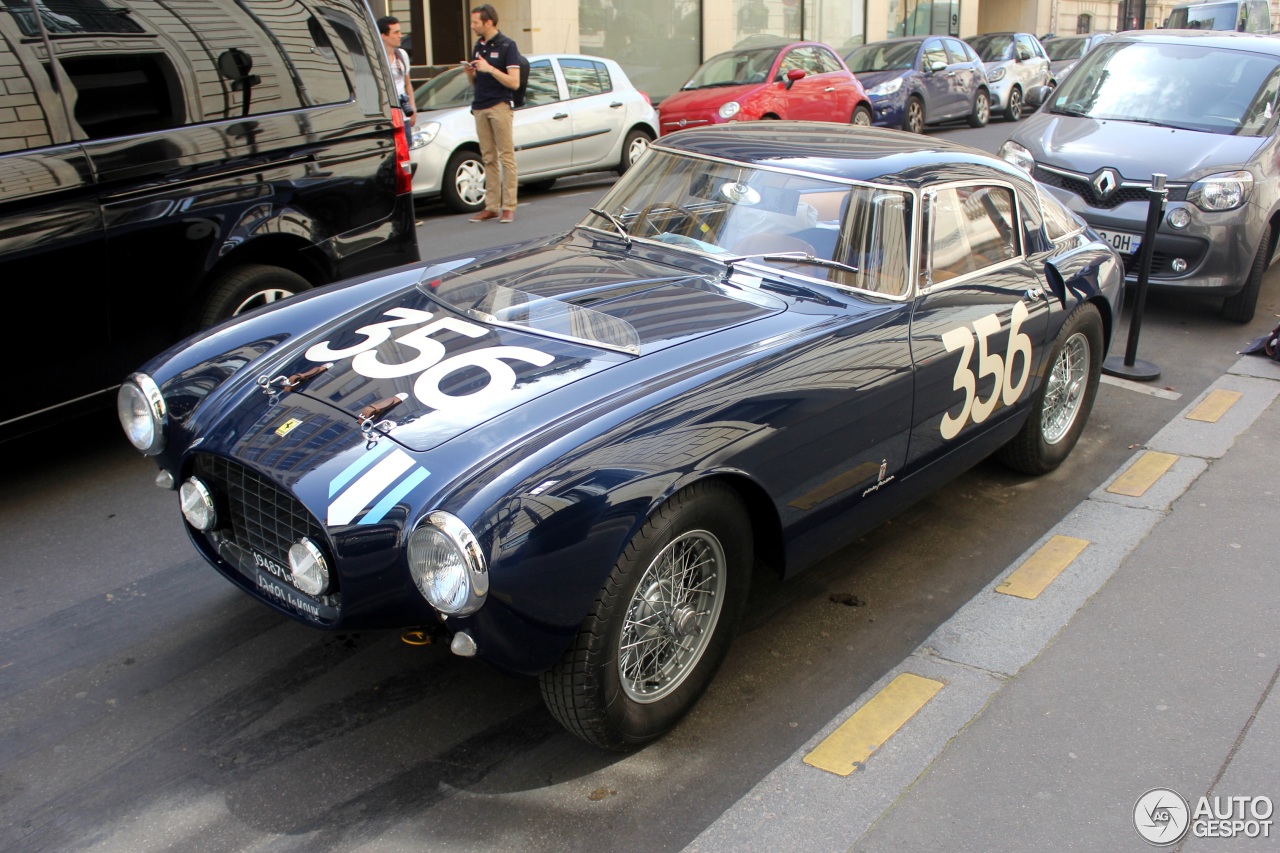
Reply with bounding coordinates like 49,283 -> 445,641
632,202 -> 717,243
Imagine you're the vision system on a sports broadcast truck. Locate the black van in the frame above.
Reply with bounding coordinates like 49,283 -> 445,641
1,0 -> 418,439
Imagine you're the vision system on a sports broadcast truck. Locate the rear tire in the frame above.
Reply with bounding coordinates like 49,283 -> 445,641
998,303 -> 1103,475
967,89 -> 990,128
617,128 -> 653,175
1222,224 -> 1271,324
540,481 -> 751,750
197,264 -> 312,328
442,149 -> 486,213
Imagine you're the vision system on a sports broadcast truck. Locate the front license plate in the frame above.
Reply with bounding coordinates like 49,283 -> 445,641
1094,228 -> 1141,255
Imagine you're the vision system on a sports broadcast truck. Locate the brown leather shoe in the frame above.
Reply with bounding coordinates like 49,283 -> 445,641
469,210 -> 499,222
499,209 -> 515,224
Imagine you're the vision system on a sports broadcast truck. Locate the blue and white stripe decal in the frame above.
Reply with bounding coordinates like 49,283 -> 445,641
327,443 -> 430,526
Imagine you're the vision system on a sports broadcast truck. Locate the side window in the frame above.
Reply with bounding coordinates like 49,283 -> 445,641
943,39 -> 970,66
842,190 -> 913,296
1015,35 -> 1034,59
813,46 -> 843,74
525,60 -> 560,107
61,53 -> 185,139
561,58 -> 610,98
242,1 -> 351,108
320,7 -> 382,115
922,39 -> 948,70
928,185 -> 1020,284
777,48 -> 803,79
1037,186 -> 1084,242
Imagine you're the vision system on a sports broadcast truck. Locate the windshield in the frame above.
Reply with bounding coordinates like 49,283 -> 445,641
1050,40 -> 1280,135
414,66 -> 473,111
846,40 -> 919,73
1168,2 -> 1240,29
1045,37 -> 1088,61
968,34 -> 1014,62
580,149 -> 914,297
683,47 -> 780,88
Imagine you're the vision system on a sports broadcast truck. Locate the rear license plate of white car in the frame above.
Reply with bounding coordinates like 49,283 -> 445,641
1095,228 -> 1141,255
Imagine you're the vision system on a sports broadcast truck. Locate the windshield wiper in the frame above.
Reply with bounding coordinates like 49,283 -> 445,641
727,251 -> 861,277
1050,106 -> 1090,117
588,207 -> 632,248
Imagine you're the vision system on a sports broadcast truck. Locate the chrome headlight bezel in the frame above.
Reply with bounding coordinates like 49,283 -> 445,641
998,140 -> 1035,175
1187,170 -> 1253,212
179,476 -> 217,531
718,100 -> 741,119
118,373 -> 167,455
288,537 -> 331,597
407,511 -> 488,616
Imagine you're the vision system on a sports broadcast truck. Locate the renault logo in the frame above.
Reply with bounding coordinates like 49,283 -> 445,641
1091,167 -> 1121,200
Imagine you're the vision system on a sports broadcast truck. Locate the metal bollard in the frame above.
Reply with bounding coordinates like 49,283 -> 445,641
1102,174 -> 1165,381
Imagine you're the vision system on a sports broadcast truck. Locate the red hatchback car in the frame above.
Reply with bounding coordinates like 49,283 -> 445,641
659,41 -> 872,135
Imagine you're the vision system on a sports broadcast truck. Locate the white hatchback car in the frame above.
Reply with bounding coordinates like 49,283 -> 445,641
410,54 -> 658,212
965,32 -> 1052,121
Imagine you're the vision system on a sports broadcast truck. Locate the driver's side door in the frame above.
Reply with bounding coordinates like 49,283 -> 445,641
513,59 -> 573,176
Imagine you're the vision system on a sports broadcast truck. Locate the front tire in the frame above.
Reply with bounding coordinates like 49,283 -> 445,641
617,128 -> 653,175
442,149 -> 486,213
197,264 -> 312,328
1004,86 -> 1024,122
967,89 -> 990,128
902,96 -> 924,133
540,481 -> 752,750
852,103 -> 873,127
998,302 -> 1103,475
1222,224 -> 1271,323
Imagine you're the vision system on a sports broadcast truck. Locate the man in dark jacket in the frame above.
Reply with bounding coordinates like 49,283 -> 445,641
464,4 -> 521,223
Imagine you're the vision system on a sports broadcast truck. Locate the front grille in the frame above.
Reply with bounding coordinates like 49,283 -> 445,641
1035,165 -> 1188,210
192,453 -> 326,572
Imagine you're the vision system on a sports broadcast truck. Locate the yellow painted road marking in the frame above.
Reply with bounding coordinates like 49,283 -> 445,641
1106,451 -> 1179,497
803,673 -> 943,777
997,535 -> 1090,600
1186,389 -> 1243,423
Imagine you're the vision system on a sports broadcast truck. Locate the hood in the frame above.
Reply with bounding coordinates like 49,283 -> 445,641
1021,114 -> 1267,181
255,243 -> 781,453
661,83 -> 762,116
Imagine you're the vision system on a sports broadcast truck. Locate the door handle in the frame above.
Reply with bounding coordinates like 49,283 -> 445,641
553,113 -> 569,120
1023,286 -> 1044,302
824,86 -> 836,92
609,101 -> 624,108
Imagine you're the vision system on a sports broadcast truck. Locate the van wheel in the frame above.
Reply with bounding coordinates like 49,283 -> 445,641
197,264 -> 312,328
540,481 -> 751,750
1222,224 -> 1270,323
618,128 -> 653,174
443,150 -> 486,213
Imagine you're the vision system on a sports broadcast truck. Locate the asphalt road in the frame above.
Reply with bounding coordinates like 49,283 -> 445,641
3,119 -> 1278,853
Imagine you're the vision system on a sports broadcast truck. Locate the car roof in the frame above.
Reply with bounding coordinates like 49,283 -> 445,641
1107,29 -> 1280,55
653,122 -> 1031,189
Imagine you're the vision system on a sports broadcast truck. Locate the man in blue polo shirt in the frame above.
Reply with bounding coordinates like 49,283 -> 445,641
464,4 -> 521,223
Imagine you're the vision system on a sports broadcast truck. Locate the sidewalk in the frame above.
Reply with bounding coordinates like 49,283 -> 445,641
687,354 -> 1280,852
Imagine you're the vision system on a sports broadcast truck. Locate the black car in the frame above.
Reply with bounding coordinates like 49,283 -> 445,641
120,122 -> 1123,749
1,0 -> 418,439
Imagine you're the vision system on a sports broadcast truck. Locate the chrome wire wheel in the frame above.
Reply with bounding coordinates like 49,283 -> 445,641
1042,331 -> 1090,444
618,529 -> 726,703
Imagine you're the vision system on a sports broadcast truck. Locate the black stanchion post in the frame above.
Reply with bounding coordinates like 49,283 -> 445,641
1102,174 -> 1164,381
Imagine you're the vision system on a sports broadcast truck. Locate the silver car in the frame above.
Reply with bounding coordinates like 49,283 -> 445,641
965,32 -> 1052,121
1042,32 -> 1113,82
1000,30 -> 1280,323
410,54 -> 658,212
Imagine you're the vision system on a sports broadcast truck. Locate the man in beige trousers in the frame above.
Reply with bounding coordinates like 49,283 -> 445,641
463,4 -> 520,223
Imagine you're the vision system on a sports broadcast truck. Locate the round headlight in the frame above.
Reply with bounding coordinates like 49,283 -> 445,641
179,477 -> 217,531
1167,207 -> 1192,229
288,538 -> 330,596
718,101 -> 741,119
117,373 -> 166,455
407,511 -> 488,615
1188,170 -> 1252,212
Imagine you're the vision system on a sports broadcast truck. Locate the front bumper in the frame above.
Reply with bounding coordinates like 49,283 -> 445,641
869,92 -> 906,128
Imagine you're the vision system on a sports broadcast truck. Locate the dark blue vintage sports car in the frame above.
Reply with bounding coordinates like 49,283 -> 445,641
119,123 -> 1123,750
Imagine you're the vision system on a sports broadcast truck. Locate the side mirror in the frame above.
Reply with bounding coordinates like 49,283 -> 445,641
929,60 -> 947,73
784,67 -> 806,89
1016,46 -> 1032,62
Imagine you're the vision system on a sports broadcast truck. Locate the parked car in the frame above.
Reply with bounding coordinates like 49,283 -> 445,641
410,54 -> 657,213
845,35 -> 991,132
0,0 -> 418,441
1167,0 -> 1271,33
657,42 -> 872,135
965,32 -> 1053,121
119,121 -> 1122,750
1042,32 -> 1113,81
1000,30 -> 1280,322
